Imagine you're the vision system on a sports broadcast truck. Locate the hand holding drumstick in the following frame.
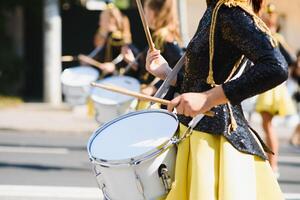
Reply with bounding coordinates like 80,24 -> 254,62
90,82 -> 215,117
78,54 -> 116,74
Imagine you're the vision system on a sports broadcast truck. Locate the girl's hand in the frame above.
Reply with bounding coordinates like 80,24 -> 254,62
167,86 -> 229,117
101,62 -> 116,74
146,49 -> 172,80
121,46 -> 135,64
168,93 -> 213,117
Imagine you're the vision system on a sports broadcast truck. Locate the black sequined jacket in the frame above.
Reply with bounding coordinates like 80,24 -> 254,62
176,1 -> 288,159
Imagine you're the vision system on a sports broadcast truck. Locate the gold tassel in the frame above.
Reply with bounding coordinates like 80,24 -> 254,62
207,0 -> 279,132
227,102 -> 238,133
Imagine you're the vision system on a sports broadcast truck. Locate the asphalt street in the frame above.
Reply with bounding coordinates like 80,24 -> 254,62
0,130 -> 299,200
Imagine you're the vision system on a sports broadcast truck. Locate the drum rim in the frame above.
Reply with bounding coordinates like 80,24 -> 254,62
87,109 -> 179,167
90,76 -> 140,105
61,66 -> 99,86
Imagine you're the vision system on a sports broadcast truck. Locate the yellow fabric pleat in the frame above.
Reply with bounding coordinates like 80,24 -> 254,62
87,97 -> 95,118
163,124 -> 284,200
256,83 -> 296,116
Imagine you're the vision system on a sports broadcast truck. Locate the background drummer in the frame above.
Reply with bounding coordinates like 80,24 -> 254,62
121,0 -> 183,109
92,3 -> 140,76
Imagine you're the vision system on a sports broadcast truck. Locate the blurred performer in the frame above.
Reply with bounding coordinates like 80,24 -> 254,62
146,0 -> 286,199
93,3 -> 139,75
121,0 -> 183,109
290,50 -> 300,146
255,3 -> 296,175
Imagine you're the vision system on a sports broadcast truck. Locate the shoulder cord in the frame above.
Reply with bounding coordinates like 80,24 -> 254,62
105,32 -> 126,62
105,36 -> 112,62
207,0 -> 277,133
177,0 -> 278,143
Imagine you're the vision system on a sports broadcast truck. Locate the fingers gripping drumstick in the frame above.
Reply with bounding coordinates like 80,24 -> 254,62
90,82 -> 214,117
136,0 -> 155,51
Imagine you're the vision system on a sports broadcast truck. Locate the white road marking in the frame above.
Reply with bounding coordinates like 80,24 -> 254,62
0,185 -> 298,199
0,146 -> 69,154
279,155 -> 300,164
285,193 -> 300,200
0,185 -> 102,199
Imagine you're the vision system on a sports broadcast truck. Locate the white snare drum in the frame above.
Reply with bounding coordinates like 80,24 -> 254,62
61,66 -> 99,105
87,109 -> 179,200
91,76 -> 140,124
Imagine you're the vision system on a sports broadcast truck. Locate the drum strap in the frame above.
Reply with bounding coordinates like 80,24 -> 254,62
153,52 -> 186,99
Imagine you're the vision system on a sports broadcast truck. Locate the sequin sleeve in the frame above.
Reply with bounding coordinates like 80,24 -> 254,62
220,6 -> 288,105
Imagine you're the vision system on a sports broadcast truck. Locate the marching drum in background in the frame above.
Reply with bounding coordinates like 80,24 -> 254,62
61,66 -> 99,105
87,109 -> 179,200
91,76 -> 140,124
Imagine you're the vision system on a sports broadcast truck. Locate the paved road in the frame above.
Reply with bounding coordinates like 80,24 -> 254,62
0,130 -> 299,200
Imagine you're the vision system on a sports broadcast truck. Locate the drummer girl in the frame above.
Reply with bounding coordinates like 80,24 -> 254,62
93,3 -> 139,76
147,0 -> 286,199
121,0 -> 183,109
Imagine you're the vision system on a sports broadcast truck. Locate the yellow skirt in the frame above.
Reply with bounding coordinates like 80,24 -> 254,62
256,83 -> 296,116
162,124 -> 284,200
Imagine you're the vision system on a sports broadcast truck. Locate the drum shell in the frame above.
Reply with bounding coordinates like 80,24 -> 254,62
92,146 -> 176,200
62,84 -> 91,105
93,100 -> 134,124
91,76 -> 140,124
61,66 -> 99,106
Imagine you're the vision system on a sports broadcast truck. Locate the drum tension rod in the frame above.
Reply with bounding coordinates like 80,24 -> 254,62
158,164 -> 172,193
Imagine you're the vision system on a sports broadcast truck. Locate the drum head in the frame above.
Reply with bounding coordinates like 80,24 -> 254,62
61,66 -> 99,86
91,76 -> 140,105
88,110 -> 178,161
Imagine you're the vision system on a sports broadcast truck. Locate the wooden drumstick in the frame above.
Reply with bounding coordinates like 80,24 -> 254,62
78,54 -> 104,69
90,82 -> 215,117
91,82 -> 170,105
62,55 -> 77,62
136,0 -> 155,51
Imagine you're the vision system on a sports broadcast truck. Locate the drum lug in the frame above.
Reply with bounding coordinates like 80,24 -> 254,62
158,164 -> 172,193
93,165 -> 101,177
170,136 -> 179,144
93,165 -> 106,194
102,184 -> 112,200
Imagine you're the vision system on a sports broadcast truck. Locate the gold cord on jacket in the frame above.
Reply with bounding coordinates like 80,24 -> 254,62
105,32 -> 125,62
207,0 -> 278,132
208,0 -> 277,86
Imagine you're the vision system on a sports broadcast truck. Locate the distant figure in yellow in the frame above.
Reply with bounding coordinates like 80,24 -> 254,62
256,3 -> 296,176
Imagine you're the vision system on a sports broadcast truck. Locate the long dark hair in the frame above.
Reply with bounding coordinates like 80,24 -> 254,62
251,0 -> 264,13
144,0 -> 181,47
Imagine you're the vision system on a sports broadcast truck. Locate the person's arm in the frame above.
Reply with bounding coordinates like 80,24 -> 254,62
219,6 -> 288,106
167,6 -> 288,117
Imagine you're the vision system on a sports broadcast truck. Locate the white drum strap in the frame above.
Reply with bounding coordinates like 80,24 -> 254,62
175,114 -> 205,144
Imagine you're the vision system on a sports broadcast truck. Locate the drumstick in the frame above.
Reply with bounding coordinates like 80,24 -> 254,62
136,0 -> 155,51
78,54 -> 104,69
91,82 -> 170,105
62,55 -> 77,62
90,82 -> 215,117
